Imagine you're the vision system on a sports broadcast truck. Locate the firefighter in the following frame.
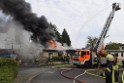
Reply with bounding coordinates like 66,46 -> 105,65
122,60 -> 124,68
105,54 -> 119,83
122,71 -> 124,83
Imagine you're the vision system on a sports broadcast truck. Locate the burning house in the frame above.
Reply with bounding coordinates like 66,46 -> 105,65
0,0 -> 73,65
0,0 -> 56,64
35,40 -> 73,65
0,0 -> 56,47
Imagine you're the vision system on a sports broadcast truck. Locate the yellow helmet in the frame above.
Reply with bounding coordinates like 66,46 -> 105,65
106,54 -> 114,61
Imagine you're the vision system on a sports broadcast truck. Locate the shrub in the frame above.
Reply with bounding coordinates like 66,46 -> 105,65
52,56 -> 64,61
0,58 -> 18,66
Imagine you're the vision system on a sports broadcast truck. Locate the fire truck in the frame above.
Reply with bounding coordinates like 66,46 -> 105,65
71,3 -> 120,67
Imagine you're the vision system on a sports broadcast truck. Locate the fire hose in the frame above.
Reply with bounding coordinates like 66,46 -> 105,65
60,68 -> 105,83
60,68 -> 85,83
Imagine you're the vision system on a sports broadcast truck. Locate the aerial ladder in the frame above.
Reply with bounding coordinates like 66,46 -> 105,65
94,3 -> 121,55
71,3 -> 120,67
92,3 -> 121,68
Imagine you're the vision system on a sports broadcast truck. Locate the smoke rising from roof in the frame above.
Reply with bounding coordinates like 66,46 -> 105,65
0,18 -> 43,61
0,0 -> 53,46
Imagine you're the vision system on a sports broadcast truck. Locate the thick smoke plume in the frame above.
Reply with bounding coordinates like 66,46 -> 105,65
0,0 -> 53,46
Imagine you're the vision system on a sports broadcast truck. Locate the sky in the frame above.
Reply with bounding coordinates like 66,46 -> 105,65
25,0 -> 124,48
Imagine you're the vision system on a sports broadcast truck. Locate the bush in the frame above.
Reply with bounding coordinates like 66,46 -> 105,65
0,58 -> 19,83
0,58 -> 18,66
52,56 -> 64,61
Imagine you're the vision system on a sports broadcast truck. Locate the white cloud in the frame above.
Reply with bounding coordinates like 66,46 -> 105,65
26,0 -> 124,48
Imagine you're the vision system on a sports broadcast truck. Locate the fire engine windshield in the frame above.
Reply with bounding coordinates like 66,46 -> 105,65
81,51 -> 86,56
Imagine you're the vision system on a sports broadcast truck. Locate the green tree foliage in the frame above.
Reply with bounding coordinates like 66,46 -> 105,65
61,28 -> 71,46
49,23 -> 61,42
55,30 -> 61,43
85,36 -> 97,50
45,23 -> 72,46
105,42 -> 122,50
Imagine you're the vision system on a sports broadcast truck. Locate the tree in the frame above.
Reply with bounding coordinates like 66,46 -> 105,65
61,28 -> 71,46
105,42 -> 122,50
85,36 -> 97,50
55,30 -> 61,43
49,23 -> 61,42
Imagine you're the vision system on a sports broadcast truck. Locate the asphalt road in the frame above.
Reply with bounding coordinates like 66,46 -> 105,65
30,68 -> 72,83
30,68 -> 106,83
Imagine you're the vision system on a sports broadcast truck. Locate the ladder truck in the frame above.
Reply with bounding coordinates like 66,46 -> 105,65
71,3 -> 121,67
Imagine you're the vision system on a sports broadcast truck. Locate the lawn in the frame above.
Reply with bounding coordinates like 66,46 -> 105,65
0,58 -> 18,83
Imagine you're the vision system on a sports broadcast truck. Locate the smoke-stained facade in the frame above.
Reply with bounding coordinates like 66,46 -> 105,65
0,0 -> 54,47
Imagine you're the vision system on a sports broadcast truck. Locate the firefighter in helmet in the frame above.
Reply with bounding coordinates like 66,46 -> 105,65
105,54 -> 119,83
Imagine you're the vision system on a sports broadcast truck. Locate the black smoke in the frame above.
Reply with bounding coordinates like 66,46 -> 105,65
0,0 -> 53,47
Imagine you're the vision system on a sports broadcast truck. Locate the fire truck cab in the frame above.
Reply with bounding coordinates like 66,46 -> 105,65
72,49 -> 92,66
71,49 -> 108,67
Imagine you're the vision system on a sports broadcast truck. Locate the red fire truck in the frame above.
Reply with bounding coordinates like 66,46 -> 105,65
71,3 -> 120,67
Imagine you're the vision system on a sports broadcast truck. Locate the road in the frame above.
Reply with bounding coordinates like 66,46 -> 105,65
30,68 -> 72,83
30,65 -> 122,83
14,65 -> 123,83
30,67 -> 107,83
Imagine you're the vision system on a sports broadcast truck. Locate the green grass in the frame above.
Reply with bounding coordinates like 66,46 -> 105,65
0,58 -> 18,83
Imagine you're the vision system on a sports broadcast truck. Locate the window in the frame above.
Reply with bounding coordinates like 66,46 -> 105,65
121,53 -> 123,57
81,51 -> 86,56
122,47 -> 124,50
87,51 -> 90,55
